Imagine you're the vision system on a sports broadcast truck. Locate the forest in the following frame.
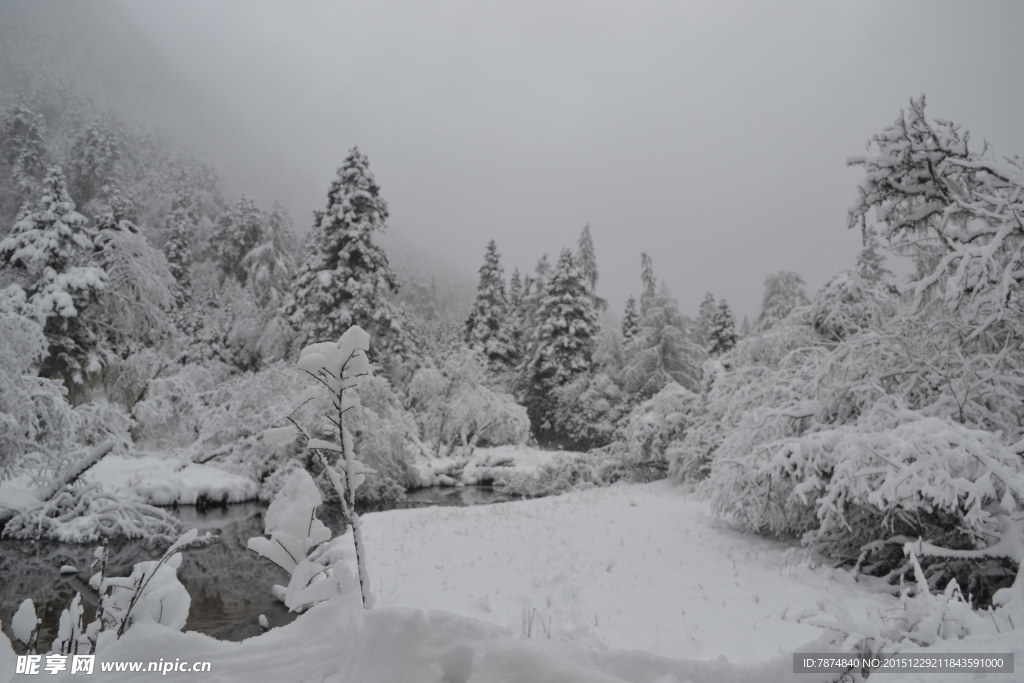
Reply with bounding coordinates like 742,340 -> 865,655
1,1 -> 1022,681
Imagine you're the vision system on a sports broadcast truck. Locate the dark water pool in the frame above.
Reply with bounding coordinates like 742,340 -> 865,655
0,485 -> 510,646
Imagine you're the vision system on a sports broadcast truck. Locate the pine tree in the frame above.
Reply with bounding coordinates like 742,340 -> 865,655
214,195 -> 264,284
508,267 -> 524,315
67,117 -> 120,207
624,258 -> 704,399
286,148 -> 401,355
163,187 -> 197,310
622,295 -> 640,342
464,240 -> 517,369
0,166 -> 106,384
521,248 -> 599,444
855,227 -> 893,284
240,202 -> 296,309
640,252 -> 657,312
757,271 -> 809,330
708,298 -> 737,356
694,292 -> 717,349
576,223 -> 608,312
1,104 -> 47,202
518,254 -> 551,365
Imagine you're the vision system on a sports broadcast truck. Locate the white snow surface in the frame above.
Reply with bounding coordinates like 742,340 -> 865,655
83,453 -> 258,506
2,480 -> 1021,682
338,481 -> 889,662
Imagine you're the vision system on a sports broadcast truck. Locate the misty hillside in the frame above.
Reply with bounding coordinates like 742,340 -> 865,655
0,0 -> 303,212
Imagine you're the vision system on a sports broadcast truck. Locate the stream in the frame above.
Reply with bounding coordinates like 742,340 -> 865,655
0,485 -> 510,646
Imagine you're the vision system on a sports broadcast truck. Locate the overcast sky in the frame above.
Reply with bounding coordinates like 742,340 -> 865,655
120,0 -> 1024,321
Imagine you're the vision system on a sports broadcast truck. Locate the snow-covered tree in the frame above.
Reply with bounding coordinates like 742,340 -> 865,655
757,271 -> 809,330
67,117 -> 120,207
0,104 -> 47,213
286,148 -> 401,357
707,299 -> 737,356
464,240 -> 516,370
639,252 -> 657,311
90,197 -> 175,355
520,248 -> 599,445
621,295 -> 640,342
0,166 -> 106,384
849,95 -> 1024,330
624,281 -> 704,398
855,226 -> 893,285
214,195 -> 263,284
240,202 -> 296,309
508,267 -> 524,315
408,348 -> 528,457
694,292 -> 717,349
163,187 -> 197,310
576,223 -> 607,312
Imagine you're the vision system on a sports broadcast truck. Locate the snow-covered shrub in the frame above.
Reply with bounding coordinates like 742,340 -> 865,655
617,382 -> 701,473
408,348 -> 529,456
265,326 -> 380,608
248,469 -> 358,612
499,453 -> 603,499
805,269 -> 896,343
10,529 -> 201,656
713,397 -> 1024,552
130,372 -> 201,450
342,375 -> 417,504
550,372 -> 623,451
3,485 -> 181,543
92,529 -> 198,640
0,313 -> 76,481
73,400 -> 132,453
810,550 -> 1021,663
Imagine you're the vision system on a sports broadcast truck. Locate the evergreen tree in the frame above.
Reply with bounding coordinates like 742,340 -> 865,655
521,248 -> 599,444
508,267 -> 524,315
740,315 -> 751,338
707,299 -> 737,356
855,227 -> 893,284
622,295 -> 640,342
0,166 -> 106,384
67,117 -> 120,207
240,202 -> 296,309
163,187 -> 197,310
518,254 -> 552,365
624,258 -> 704,398
757,270 -> 809,330
694,292 -> 717,349
286,147 -> 401,355
464,240 -> 517,369
576,223 -> 608,312
214,195 -> 264,284
640,252 -> 657,312
0,104 -> 47,210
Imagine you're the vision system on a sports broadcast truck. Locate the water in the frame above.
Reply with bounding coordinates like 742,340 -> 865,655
0,485 -> 510,646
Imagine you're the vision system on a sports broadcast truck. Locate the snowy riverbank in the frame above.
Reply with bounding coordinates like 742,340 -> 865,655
4,480 -> 1020,682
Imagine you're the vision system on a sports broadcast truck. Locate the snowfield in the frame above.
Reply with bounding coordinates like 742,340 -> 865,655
340,481 -> 895,662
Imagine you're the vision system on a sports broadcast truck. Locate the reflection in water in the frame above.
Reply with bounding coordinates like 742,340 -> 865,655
0,486 -> 509,646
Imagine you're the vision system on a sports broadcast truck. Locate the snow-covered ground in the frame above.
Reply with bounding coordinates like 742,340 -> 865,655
333,481 -> 894,662
84,454 -> 258,506
3,479 -> 1022,682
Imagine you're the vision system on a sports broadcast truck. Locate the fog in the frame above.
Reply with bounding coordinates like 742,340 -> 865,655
110,1 -> 1024,318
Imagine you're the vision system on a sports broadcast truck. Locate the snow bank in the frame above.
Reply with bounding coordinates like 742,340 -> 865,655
84,454 -> 258,506
410,444 -> 569,488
